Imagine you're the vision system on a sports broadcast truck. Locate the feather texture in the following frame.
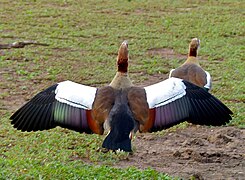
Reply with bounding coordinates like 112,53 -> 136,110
10,81 -> 96,133
144,78 -> 186,108
144,78 -> 232,132
55,81 -> 97,109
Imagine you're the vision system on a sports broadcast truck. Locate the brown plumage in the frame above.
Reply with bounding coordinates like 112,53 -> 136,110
169,38 -> 212,91
91,41 -> 136,134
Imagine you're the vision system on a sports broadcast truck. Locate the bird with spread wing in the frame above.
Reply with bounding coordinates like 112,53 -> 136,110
10,41 -> 232,152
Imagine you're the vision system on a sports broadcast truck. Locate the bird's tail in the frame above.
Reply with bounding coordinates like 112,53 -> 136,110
102,104 -> 134,152
102,131 -> 132,152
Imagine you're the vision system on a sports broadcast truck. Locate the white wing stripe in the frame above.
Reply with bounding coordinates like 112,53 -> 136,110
144,78 -> 186,108
204,71 -> 212,90
55,81 -> 97,109
169,69 -> 175,78
55,97 -> 89,109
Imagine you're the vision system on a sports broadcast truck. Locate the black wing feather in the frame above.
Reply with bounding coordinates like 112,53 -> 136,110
10,83 -> 92,133
150,80 -> 232,132
184,80 -> 232,126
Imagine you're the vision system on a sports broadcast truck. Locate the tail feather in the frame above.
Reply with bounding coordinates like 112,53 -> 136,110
102,132 -> 132,152
102,104 -> 135,152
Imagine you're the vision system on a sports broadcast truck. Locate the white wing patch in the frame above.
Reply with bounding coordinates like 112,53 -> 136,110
144,78 -> 186,108
55,81 -> 97,109
204,71 -> 212,90
169,69 -> 175,78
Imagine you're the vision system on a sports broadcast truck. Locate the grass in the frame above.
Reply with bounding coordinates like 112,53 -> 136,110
0,0 -> 244,179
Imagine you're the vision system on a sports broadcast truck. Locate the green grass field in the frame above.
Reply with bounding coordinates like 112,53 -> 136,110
0,0 -> 244,179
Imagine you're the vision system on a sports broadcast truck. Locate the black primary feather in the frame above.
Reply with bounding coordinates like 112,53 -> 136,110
183,80 -> 233,126
10,83 -> 92,133
151,80 -> 232,132
10,84 -> 58,131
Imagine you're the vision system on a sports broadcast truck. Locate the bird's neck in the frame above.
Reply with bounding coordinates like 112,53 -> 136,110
184,56 -> 200,66
188,47 -> 198,57
109,72 -> 133,89
117,59 -> 128,73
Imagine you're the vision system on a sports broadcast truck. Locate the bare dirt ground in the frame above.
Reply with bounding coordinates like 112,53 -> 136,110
118,126 -> 245,179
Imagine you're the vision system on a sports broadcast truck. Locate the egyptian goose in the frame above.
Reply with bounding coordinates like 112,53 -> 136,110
10,41 -> 232,152
169,38 -> 212,91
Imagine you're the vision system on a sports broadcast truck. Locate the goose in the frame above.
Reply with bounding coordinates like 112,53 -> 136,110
10,41 -> 232,152
169,38 -> 212,91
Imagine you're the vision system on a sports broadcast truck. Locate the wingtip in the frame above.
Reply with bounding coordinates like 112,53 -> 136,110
183,80 -> 233,126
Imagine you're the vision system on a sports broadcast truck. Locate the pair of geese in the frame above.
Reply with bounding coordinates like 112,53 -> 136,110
10,38 -> 232,152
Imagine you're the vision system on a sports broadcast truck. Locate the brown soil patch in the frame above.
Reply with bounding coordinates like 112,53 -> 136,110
118,126 -> 245,179
132,72 -> 168,87
147,48 -> 211,63
147,48 -> 186,60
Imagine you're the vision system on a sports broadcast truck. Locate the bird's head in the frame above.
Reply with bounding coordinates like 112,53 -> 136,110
188,38 -> 200,57
117,40 -> 129,73
102,103 -> 137,152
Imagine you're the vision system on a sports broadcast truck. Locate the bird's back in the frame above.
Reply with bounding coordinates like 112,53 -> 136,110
170,63 -> 208,88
